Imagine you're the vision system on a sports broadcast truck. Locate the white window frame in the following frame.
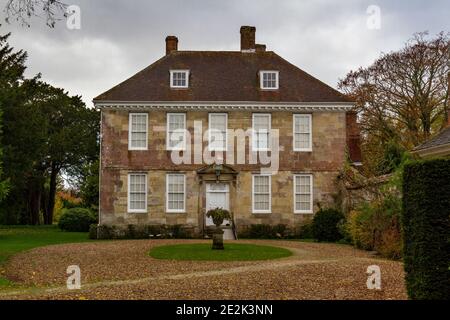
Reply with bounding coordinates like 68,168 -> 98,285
128,113 -> 148,151
293,174 -> 313,214
208,113 -> 228,152
252,113 -> 271,152
127,173 -> 148,213
293,114 -> 312,152
166,173 -> 186,213
259,70 -> 279,90
252,174 -> 272,214
166,113 -> 187,151
170,69 -> 189,88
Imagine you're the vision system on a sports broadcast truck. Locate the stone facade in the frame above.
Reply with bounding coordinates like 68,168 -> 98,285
99,109 -> 348,236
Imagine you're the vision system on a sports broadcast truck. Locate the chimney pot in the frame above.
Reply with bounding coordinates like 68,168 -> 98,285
240,26 -> 256,52
165,36 -> 178,55
255,44 -> 266,52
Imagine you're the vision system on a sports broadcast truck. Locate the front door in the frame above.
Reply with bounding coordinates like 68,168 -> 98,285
205,183 -> 230,226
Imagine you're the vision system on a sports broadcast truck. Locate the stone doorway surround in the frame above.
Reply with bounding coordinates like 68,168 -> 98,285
205,183 -> 230,226
196,164 -> 238,236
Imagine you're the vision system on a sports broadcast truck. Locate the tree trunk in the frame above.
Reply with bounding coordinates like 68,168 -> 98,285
28,176 -> 42,225
44,163 -> 59,225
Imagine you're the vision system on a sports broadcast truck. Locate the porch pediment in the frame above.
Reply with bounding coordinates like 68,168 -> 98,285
196,163 -> 238,175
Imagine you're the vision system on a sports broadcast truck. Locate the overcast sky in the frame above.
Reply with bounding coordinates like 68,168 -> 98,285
1,0 -> 449,107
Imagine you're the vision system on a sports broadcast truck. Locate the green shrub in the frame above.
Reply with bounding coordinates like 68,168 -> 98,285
171,224 -> 191,238
346,195 -> 402,259
402,159 -> 450,300
238,224 -> 288,239
93,224 -> 196,239
298,222 -> 314,239
206,208 -> 231,227
312,208 -> 345,242
97,224 -> 114,239
58,208 -> 97,232
88,224 -> 98,239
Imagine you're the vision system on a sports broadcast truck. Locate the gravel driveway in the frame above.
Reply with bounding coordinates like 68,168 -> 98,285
1,239 -> 407,300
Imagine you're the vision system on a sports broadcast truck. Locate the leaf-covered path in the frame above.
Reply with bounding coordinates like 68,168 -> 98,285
1,239 -> 407,300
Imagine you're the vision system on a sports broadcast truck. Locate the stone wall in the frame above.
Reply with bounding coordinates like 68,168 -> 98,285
100,109 -> 348,235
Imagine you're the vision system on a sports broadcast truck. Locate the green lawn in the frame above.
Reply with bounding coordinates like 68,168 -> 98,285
0,225 -> 90,264
149,243 -> 292,261
0,225 -> 90,288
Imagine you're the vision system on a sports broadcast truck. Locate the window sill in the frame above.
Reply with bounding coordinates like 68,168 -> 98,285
166,210 -> 186,214
252,211 -> 271,214
294,211 -> 314,214
166,147 -> 187,151
208,148 -> 228,152
128,210 -> 148,214
128,148 -> 148,151
293,148 -> 312,152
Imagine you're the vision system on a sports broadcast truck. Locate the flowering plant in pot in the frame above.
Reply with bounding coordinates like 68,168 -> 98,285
206,207 -> 231,250
206,207 -> 231,227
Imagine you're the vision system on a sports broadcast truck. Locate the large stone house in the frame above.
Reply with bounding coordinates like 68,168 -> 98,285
94,26 -> 360,238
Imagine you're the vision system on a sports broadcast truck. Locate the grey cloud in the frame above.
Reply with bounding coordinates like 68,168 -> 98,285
1,0 -> 448,107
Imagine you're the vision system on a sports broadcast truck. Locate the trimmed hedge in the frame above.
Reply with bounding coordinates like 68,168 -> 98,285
89,224 -> 98,239
298,222 -> 314,239
237,223 -> 313,239
58,208 -> 97,232
312,208 -> 345,242
92,224 -> 197,239
402,159 -> 450,300
238,224 -> 288,239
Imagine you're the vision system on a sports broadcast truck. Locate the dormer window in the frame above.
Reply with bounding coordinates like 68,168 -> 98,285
170,70 -> 189,88
260,70 -> 279,90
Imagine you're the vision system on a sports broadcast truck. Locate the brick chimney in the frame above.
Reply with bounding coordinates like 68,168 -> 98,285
346,111 -> 362,164
240,26 -> 256,52
165,36 -> 178,55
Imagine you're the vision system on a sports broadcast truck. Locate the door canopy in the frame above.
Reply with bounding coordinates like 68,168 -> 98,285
196,163 -> 238,183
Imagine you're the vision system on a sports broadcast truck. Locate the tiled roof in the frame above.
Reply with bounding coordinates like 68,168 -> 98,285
94,51 -> 352,103
414,126 -> 450,151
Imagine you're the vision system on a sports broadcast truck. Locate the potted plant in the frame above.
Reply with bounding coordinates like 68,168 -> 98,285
206,207 -> 231,250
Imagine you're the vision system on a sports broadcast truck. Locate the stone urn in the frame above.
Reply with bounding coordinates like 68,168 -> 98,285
206,208 -> 231,250
211,228 -> 225,250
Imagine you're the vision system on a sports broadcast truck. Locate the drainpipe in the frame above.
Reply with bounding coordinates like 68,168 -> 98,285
98,109 -> 103,226
198,179 -> 204,238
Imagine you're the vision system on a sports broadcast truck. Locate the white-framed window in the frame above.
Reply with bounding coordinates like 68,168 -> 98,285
252,175 -> 271,214
259,70 -> 279,90
252,113 -> 271,151
128,113 -> 148,150
208,113 -> 228,151
166,113 -> 186,150
293,114 -> 312,151
127,173 -> 147,213
166,173 -> 186,213
170,70 -> 189,88
293,174 -> 313,214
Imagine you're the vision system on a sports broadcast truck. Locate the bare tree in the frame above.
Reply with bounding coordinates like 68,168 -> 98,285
4,0 -> 67,27
339,32 -> 449,174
